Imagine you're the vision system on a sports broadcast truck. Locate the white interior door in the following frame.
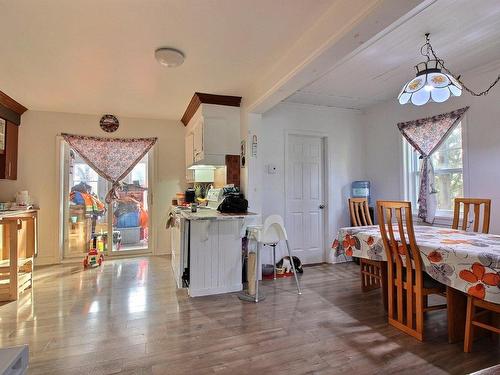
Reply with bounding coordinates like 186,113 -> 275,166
286,134 -> 325,264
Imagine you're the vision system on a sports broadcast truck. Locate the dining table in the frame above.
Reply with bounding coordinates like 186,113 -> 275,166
333,224 -> 500,342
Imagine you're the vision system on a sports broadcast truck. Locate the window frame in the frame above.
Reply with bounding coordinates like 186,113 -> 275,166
402,118 -> 469,222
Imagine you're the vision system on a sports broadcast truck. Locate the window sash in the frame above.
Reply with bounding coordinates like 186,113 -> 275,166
403,123 -> 465,216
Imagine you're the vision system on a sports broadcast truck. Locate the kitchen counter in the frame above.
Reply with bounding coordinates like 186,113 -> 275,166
0,208 -> 39,219
170,202 -> 260,297
180,209 -> 257,221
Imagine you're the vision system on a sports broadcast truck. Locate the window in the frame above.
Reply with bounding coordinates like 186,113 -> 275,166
403,122 -> 465,217
73,163 -> 99,195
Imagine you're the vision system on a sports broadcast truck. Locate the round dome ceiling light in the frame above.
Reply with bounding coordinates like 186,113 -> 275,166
154,48 -> 185,67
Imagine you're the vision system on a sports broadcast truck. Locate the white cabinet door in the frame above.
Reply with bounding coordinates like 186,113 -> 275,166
185,132 -> 194,168
170,219 -> 181,287
188,220 -> 242,297
193,119 -> 204,162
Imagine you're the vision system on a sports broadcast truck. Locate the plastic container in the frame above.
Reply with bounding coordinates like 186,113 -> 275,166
351,181 -> 371,204
118,227 -> 141,244
116,212 -> 139,228
262,264 -> 274,276
176,193 -> 185,206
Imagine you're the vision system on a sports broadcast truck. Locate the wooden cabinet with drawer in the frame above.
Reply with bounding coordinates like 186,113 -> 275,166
0,90 -> 27,180
0,120 -> 19,180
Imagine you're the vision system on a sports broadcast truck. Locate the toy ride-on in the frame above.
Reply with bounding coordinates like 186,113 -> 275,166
83,236 -> 104,268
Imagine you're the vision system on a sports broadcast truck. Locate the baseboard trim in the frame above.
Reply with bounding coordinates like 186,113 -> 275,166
189,284 -> 243,297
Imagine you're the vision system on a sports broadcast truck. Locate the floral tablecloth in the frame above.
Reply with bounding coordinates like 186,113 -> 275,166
333,225 -> 500,304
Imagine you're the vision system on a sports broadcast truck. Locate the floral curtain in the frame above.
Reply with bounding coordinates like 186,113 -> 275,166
397,107 -> 469,223
62,134 -> 157,203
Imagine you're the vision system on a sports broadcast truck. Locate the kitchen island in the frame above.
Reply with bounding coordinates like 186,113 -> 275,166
171,207 -> 257,297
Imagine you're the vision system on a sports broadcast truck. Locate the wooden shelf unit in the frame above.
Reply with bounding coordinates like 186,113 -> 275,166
0,210 -> 37,302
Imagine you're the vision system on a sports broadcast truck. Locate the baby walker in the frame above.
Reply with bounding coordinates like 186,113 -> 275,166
83,235 -> 104,268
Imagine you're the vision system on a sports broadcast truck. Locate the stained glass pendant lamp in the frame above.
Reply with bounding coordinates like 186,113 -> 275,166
399,33 -> 500,105
398,60 -> 462,105
398,34 -> 462,106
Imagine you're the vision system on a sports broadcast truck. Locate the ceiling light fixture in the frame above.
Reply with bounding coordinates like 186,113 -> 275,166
155,47 -> 185,67
398,34 -> 500,106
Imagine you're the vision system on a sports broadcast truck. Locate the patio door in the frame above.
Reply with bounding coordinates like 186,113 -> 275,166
61,141 -> 152,259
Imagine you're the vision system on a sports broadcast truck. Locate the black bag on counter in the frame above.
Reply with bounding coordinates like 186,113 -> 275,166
217,194 -> 248,213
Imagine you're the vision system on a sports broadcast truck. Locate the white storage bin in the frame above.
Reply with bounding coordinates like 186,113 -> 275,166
118,227 -> 141,245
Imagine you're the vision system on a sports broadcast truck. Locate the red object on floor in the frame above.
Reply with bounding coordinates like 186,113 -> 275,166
263,272 -> 294,280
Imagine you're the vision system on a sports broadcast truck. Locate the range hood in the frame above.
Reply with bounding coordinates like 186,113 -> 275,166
187,154 -> 225,169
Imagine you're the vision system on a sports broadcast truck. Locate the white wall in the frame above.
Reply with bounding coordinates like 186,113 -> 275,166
259,102 -> 365,263
362,67 -> 500,232
0,111 -> 185,265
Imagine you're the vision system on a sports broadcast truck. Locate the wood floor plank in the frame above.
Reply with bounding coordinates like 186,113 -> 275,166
0,256 -> 497,374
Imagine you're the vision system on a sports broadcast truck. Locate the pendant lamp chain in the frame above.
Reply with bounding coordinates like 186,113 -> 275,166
421,33 -> 500,97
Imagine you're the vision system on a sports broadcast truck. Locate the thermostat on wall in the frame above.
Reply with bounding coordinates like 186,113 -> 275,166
267,164 -> 277,174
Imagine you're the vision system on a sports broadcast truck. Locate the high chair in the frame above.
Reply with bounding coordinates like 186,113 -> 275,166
241,215 -> 301,303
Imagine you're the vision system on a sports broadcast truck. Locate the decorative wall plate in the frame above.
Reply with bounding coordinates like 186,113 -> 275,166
100,114 -> 119,133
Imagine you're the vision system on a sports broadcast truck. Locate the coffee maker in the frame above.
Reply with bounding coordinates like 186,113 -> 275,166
185,188 -> 196,204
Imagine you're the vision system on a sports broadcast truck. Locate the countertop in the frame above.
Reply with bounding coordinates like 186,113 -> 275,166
0,207 -> 39,219
180,209 -> 257,221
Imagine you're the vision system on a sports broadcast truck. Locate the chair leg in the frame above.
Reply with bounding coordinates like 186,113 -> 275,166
285,240 -> 301,295
272,244 -> 276,280
360,260 -> 366,292
380,263 -> 388,311
464,296 -> 475,353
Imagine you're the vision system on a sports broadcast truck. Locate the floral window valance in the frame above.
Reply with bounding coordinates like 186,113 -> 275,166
62,133 -> 157,203
397,107 -> 469,223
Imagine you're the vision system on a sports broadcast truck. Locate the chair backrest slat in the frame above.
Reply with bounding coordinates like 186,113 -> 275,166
452,198 -> 491,234
377,200 -> 424,276
349,198 -> 373,226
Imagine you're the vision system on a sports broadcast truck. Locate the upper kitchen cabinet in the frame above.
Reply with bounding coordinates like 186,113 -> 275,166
0,90 -> 27,180
185,132 -> 194,169
181,93 -> 241,168
192,116 -> 204,162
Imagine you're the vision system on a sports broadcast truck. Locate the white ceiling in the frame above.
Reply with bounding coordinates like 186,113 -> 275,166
284,0 -> 500,110
0,0 -> 334,120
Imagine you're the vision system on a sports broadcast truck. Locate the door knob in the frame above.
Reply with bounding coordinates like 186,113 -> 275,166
319,204 -> 325,209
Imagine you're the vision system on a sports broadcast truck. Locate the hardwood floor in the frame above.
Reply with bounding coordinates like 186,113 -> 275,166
0,257 -> 498,374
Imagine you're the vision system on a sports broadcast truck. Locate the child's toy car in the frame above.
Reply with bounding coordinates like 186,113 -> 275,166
83,248 -> 104,268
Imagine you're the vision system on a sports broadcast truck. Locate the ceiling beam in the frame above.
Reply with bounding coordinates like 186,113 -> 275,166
244,0 -> 436,114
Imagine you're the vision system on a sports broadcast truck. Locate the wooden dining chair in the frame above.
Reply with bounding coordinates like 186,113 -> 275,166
377,200 -> 446,341
348,198 -> 384,294
464,296 -> 500,352
452,198 -> 491,234
349,198 -> 373,227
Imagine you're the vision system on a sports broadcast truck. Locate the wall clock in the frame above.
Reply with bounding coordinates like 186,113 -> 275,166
100,114 -> 119,133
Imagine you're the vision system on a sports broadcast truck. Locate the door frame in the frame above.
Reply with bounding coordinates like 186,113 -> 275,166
284,130 -> 329,263
56,137 -> 157,262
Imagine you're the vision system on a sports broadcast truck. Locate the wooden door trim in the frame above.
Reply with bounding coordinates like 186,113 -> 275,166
284,130 -> 329,263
